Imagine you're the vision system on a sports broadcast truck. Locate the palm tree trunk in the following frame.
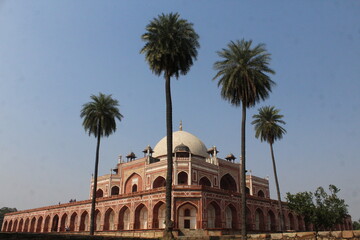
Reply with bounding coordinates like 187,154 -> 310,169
164,73 -> 173,238
90,125 -> 101,235
270,142 -> 284,232
241,103 -> 247,239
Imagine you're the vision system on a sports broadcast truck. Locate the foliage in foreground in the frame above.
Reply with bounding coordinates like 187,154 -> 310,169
286,185 -> 348,231
353,219 -> 360,230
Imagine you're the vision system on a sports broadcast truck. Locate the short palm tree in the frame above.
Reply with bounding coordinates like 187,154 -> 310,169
80,93 -> 123,235
213,39 -> 275,238
252,106 -> 286,231
141,12 -> 199,237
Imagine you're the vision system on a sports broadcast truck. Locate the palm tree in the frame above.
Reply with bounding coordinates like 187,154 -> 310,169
252,106 -> 286,231
213,39 -> 275,238
140,13 -> 199,237
80,93 -> 123,235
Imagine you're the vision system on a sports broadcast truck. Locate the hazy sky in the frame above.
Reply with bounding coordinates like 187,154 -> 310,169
0,1 -> 359,221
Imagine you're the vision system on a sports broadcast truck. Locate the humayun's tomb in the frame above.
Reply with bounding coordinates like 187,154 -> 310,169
1,126 -> 353,237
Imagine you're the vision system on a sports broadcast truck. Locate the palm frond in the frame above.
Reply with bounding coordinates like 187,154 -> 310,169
251,106 -> 286,144
140,12 -> 200,79
80,93 -> 123,138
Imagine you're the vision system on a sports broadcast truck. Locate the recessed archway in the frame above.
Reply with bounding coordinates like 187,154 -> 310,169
177,202 -> 197,229
111,186 -> 119,196
96,189 -> 104,198
79,211 -> 89,231
7,220 -> 13,232
60,213 -> 68,232
29,217 -> 36,232
268,210 -> 276,231
207,201 -> 221,228
12,219 -> 18,232
152,201 -> 165,229
24,218 -> 30,232
134,204 -> 148,229
69,212 -> 78,231
153,176 -> 166,189
199,177 -> 211,187
95,210 -> 101,231
18,219 -> 24,232
124,173 -> 142,193
258,190 -> 265,197
104,208 -> 115,230
43,216 -> 50,233
36,216 -> 43,232
225,204 -> 238,229
178,171 -> 188,185
220,174 -> 237,191
118,206 -> 130,230
255,208 -> 265,231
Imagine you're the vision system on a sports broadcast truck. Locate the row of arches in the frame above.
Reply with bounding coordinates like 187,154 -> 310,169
96,173 -> 239,199
2,201 -> 197,233
2,203 -> 353,233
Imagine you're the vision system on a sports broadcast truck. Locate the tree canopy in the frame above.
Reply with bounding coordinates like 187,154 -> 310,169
286,185 -> 348,231
0,207 -> 17,229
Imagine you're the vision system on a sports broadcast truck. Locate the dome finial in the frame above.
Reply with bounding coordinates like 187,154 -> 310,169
179,120 -> 183,131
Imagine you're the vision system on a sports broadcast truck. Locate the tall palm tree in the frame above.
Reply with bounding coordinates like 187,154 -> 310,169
140,13 -> 199,237
80,93 -> 123,235
213,39 -> 275,238
252,106 -> 286,231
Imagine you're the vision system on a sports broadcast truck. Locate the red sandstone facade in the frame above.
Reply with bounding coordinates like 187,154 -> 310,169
1,130 -> 353,235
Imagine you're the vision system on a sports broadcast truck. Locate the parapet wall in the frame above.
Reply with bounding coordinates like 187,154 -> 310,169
248,231 -> 360,240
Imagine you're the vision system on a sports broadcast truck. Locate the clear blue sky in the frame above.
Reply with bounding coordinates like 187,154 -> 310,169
0,1 -> 359,221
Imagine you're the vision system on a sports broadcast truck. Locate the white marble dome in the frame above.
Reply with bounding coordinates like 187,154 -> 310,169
153,130 -> 209,158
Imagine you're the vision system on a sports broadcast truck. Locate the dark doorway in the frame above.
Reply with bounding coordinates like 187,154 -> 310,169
184,219 -> 190,229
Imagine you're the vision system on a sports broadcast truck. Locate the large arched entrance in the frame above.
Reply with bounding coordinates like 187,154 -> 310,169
60,213 -> 68,232
255,208 -> 265,231
225,204 -> 238,229
69,212 -> 78,231
29,217 -> 36,232
51,215 -> 59,232
43,216 -> 50,232
220,174 -> 237,191
118,206 -> 130,230
207,201 -> 221,228
36,216 -> 43,232
7,220 -> 12,232
104,208 -> 115,230
24,218 -> 30,232
12,220 -> 18,232
134,204 -> 148,229
79,211 -> 89,231
268,210 -> 276,231
95,210 -> 101,231
177,203 -> 197,229
152,201 -> 165,228
18,219 -> 24,232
